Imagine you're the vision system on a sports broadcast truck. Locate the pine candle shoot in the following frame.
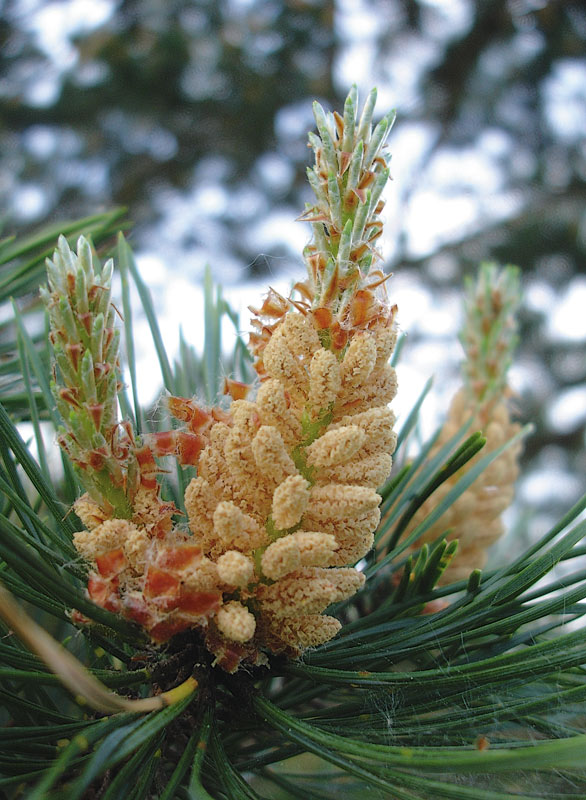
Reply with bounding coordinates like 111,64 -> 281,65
42,235 -> 136,519
44,87 -> 399,672
403,263 -> 523,582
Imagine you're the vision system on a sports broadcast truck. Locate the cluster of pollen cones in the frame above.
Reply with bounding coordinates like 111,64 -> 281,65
54,86 -> 522,672
74,311 -> 398,672
66,86 -> 401,671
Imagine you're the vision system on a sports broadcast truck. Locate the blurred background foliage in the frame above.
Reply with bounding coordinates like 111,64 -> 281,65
1,0 -> 585,537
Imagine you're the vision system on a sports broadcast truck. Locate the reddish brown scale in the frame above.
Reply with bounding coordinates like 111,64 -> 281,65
249,290 -> 289,321
251,325 -> 268,343
135,445 -> 157,490
177,590 -> 222,616
321,265 -> 341,308
293,281 -> 313,302
110,301 -> 124,322
88,574 -> 120,613
296,208 -> 315,222
331,323 -> 349,351
249,328 -> 268,358
110,423 -> 133,461
121,419 -> 136,440
248,338 -> 263,362
358,170 -> 376,190
158,500 -> 178,519
253,360 -> 266,379
109,442 -> 130,472
60,387 -> 81,407
249,322 -> 280,363
344,190 -> 359,210
384,304 -> 398,328
149,502 -> 177,540
205,627 -> 251,674
364,220 -> 381,233
78,312 -> 93,336
367,227 -> 383,244
95,548 -> 127,578
129,654 -> 149,663
57,435 -> 77,461
94,363 -> 112,382
338,269 -> 360,292
290,298 -> 310,315
144,567 -> 180,603
144,593 -> 222,643
88,285 -> 99,304
154,596 -> 181,614
156,545 -> 202,571
141,430 -> 205,467
216,643 -> 246,673
70,609 -> 91,626
363,271 -> 393,295
66,272 -> 76,295
265,320 -> 282,337
186,406 -> 213,433
211,407 -> 232,425
339,151 -> 352,175
307,253 -> 321,283
223,378 -> 250,401
348,290 -> 376,327
149,617 -> 192,644
330,229 -> 342,250
66,343 -> 82,371
313,307 -> 333,329
134,443 -> 155,467
297,210 -> 330,224
87,449 -> 108,471
149,430 -> 176,456
362,303 -> 395,332
121,594 -> 153,626
88,403 -> 104,430
167,396 -> 212,431
251,315 -> 284,336
350,243 -> 369,262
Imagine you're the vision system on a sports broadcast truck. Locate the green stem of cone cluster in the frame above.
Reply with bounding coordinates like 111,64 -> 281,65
42,235 -> 135,517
